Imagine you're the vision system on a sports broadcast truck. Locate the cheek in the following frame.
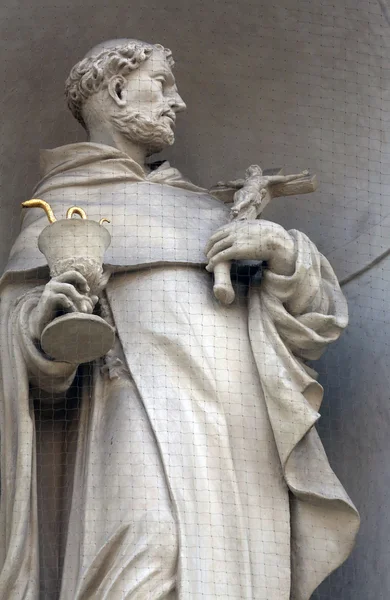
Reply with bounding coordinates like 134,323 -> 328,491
126,83 -> 164,115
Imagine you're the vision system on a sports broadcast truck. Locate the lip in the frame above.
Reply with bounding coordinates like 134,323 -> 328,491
162,112 -> 176,125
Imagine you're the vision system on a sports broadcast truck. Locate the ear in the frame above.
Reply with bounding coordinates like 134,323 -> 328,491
108,75 -> 127,107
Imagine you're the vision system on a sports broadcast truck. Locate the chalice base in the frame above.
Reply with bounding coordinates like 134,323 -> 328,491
41,312 -> 115,364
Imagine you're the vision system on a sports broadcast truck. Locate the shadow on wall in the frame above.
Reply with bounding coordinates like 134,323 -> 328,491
313,256 -> 390,600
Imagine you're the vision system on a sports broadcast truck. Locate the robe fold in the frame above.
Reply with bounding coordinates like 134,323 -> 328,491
0,142 -> 359,600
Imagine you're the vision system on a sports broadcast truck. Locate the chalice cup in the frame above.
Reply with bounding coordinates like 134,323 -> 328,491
37,216 -> 115,364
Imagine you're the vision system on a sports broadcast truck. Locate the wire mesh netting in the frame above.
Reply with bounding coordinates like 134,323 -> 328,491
0,2 -> 389,599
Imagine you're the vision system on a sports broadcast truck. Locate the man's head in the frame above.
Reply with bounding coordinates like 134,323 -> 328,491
65,39 -> 186,156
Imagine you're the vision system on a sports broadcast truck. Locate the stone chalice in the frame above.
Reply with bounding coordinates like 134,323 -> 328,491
22,199 -> 115,364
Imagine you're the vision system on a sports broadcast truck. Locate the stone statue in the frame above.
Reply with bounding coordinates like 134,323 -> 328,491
0,39 -> 359,600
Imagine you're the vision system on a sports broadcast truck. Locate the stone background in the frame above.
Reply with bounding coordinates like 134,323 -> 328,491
0,0 -> 389,597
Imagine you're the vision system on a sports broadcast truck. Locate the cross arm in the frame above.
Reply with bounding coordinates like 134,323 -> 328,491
210,169 -> 317,204
270,174 -> 318,199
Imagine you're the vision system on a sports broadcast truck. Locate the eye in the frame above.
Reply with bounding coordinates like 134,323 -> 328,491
155,76 -> 166,87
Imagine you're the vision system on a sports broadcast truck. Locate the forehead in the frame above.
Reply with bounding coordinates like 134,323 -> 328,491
140,50 -> 173,77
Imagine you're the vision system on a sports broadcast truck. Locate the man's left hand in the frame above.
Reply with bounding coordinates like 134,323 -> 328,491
205,219 -> 296,276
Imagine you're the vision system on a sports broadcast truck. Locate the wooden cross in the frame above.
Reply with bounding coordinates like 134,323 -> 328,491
210,167 -> 317,207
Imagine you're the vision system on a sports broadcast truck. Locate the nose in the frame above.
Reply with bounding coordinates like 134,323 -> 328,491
169,92 -> 187,113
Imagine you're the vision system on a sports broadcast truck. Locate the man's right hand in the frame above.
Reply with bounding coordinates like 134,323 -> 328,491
29,270 -> 98,342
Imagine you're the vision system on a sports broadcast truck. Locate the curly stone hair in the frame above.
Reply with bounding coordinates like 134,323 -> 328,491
65,41 -> 174,130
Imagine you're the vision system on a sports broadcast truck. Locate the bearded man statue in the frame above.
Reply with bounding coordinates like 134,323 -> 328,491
0,39 -> 359,600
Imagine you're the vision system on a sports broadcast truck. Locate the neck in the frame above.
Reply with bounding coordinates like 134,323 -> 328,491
88,127 -> 150,173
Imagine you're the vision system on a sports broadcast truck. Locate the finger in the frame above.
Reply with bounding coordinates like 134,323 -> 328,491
50,282 -> 94,311
48,293 -> 77,313
207,247 -> 240,270
49,292 -> 94,315
206,237 -> 233,260
204,226 -> 233,254
54,271 -> 90,294
79,299 -> 94,314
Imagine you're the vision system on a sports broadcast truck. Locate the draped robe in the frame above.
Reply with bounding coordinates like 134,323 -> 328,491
0,143 -> 359,599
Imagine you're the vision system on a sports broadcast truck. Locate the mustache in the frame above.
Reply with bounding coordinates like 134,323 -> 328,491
160,110 -> 176,121
113,111 -> 175,125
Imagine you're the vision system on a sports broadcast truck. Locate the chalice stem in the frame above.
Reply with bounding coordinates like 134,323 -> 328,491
213,261 -> 235,305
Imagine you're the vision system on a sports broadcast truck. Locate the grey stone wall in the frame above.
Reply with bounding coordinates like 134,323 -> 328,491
0,0 -> 389,597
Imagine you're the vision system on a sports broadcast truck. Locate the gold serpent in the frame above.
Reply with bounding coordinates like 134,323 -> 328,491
21,199 -> 110,226
21,199 -> 57,223
66,206 -> 87,220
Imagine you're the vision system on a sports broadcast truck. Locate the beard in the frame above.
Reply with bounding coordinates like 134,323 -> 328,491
112,111 -> 175,156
